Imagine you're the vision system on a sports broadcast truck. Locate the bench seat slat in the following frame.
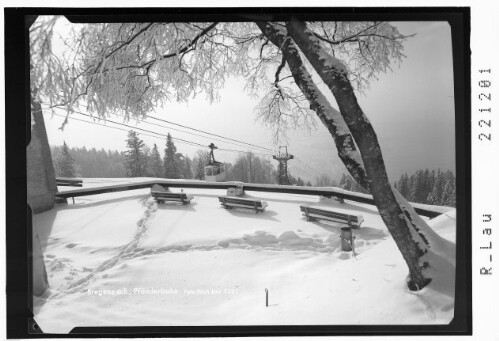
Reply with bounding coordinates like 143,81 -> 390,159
222,202 -> 268,210
305,213 -> 358,225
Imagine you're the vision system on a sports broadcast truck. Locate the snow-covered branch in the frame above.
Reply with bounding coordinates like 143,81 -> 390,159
256,22 -> 370,190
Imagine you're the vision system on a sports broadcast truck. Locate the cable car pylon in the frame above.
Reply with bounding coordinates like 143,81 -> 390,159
273,146 -> 294,185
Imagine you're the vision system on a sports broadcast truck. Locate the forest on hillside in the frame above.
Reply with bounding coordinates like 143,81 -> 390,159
51,137 -> 455,207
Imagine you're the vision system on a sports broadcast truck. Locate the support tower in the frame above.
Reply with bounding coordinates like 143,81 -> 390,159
273,146 -> 294,185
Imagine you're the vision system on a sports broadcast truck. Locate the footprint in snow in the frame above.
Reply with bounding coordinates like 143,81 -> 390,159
66,243 -> 77,249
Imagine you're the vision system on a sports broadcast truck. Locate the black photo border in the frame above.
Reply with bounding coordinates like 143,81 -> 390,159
5,7 -> 471,338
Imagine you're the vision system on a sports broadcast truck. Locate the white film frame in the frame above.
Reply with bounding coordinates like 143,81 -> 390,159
2,1 -> 498,339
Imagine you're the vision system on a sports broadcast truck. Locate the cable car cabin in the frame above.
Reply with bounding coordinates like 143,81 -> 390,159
204,142 -> 227,182
205,163 -> 226,182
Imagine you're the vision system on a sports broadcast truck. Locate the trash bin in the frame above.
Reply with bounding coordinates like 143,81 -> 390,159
341,227 -> 353,252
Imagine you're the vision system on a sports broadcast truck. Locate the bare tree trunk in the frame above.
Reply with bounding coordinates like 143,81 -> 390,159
256,22 -> 371,192
286,20 -> 432,290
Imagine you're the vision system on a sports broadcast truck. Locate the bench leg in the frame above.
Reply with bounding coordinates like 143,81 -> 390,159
72,197 -> 75,204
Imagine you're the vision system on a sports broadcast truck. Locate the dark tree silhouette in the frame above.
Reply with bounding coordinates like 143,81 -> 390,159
149,143 -> 164,178
124,131 -> 147,177
55,141 -> 75,177
163,133 -> 182,179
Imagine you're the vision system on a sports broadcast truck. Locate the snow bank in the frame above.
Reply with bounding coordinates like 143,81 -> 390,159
392,189 -> 456,298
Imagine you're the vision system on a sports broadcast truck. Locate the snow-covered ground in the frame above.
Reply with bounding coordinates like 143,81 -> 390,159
33,178 -> 456,333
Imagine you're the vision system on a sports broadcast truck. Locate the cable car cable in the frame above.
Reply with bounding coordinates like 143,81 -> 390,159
147,115 -> 274,152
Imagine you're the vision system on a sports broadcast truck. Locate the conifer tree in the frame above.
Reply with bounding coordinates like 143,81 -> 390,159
124,131 -> 147,177
441,171 -> 456,207
149,143 -> 163,178
427,169 -> 445,205
163,133 -> 181,179
429,169 -> 436,193
441,179 -> 456,207
173,153 -> 185,178
410,170 -> 427,203
397,173 -> 411,199
142,145 -> 151,176
56,141 -> 76,177
183,156 -> 193,179
444,170 -> 455,185
422,169 -> 432,199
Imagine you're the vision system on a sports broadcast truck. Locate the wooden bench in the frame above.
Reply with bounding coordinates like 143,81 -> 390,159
218,196 -> 268,213
151,191 -> 193,205
300,205 -> 364,228
56,177 -> 83,187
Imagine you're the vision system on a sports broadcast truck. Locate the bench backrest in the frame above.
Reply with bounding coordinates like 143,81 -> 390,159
300,206 -> 362,224
152,191 -> 188,199
219,196 -> 263,208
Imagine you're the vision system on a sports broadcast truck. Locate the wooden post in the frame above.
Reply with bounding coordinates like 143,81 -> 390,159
341,227 -> 353,252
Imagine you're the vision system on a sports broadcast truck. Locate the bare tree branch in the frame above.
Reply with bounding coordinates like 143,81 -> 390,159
256,21 -> 370,190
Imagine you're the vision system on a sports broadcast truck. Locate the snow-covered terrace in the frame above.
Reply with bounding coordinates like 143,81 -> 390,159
33,178 -> 456,333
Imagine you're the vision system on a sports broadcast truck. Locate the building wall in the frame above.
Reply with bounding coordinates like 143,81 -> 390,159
28,97 -> 57,296
27,99 -> 58,214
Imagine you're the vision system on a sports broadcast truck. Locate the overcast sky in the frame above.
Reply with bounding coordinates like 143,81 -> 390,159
42,20 -> 455,183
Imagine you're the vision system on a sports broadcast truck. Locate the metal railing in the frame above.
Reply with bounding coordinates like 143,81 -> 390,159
55,179 -> 449,218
